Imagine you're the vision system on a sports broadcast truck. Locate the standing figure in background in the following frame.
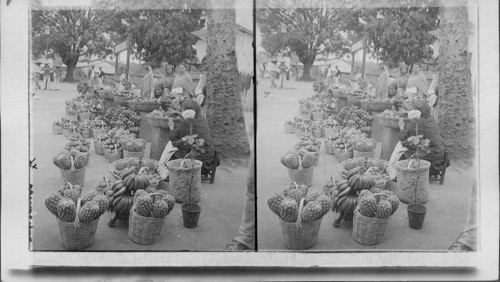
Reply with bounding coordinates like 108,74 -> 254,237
159,64 -> 176,97
172,63 -> 195,100
43,67 -> 50,90
325,64 -> 333,86
88,65 -> 96,87
54,67 -> 61,89
395,63 -> 410,98
427,72 -> 439,120
141,66 -> 155,99
49,68 -> 55,90
405,64 -> 428,100
289,65 -> 297,88
278,62 -> 288,89
268,60 -> 278,89
375,64 -> 390,99
195,58 -> 208,117
333,65 -> 341,87
98,67 -> 105,89
119,67 -> 127,90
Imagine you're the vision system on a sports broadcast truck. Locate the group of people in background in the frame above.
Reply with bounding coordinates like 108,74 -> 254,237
375,62 -> 440,120
35,66 -> 63,91
266,60 -> 298,89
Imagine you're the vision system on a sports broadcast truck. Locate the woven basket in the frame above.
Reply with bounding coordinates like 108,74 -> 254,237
53,125 -> 63,135
300,112 -> 311,120
335,149 -> 353,162
114,96 -> 132,106
280,217 -> 322,250
60,167 -> 86,186
166,159 -> 202,203
287,166 -> 314,187
92,128 -> 107,139
128,101 -> 161,113
146,115 -> 171,129
324,140 -> 335,155
57,217 -> 99,250
311,111 -> 324,121
128,209 -> 168,245
368,101 -> 394,112
294,128 -> 305,137
94,140 -> 104,155
123,149 -> 145,159
324,127 -> 340,138
353,149 -> 375,159
81,129 -> 92,139
352,210 -> 390,245
105,148 -> 123,164
312,128 -> 323,138
63,128 -> 72,138
284,124 -> 295,134
347,94 -> 363,106
338,158 -> 389,178
378,116 -> 411,130
109,158 -> 160,180
78,112 -> 91,122
394,159 -> 430,204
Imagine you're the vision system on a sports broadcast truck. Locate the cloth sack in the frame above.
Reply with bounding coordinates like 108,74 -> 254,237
158,141 -> 178,179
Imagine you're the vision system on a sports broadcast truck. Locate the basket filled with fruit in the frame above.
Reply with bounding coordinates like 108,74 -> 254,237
109,157 -> 162,187
104,144 -> 123,163
311,106 -> 324,121
324,134 -> 336,155
361,98 -> 394,112
298,104 -> 312,121
129,189 -> 176,245
53,150 -> 90,186
80,121 -> 93,139
78,108 -> 91,122
268,184 -> 332,250
377,109 -> 411,129
281,150 -> 319,187
311,120 -> 324,138
284,120 -> 295,134
146,109 -> 182,129
121,137 -> 147,159
53,121 -> 63,135
346,90 -> 367,106
45,183 -> 109,250
91,120 -> 108,139
323,117 -> 340,137
352,189 -> 399,245
128,98 -> 162,112
113,90 -> 136,106
338,157 -> 393,190
352,137 -> 377,159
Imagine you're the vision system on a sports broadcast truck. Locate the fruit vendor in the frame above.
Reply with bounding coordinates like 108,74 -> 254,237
389,99 -> 446,172
405,64 -> 428,99
152,84 -> 167,102
394,63 -> 410,97
171,63 -> 195,100
158,64 -> 176,96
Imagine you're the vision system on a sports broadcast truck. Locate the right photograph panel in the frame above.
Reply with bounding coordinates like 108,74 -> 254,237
256,0 -> 478,251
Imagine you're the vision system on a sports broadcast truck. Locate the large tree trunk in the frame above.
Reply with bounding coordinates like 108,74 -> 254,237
435,1 -> 475,166
63,56 -> 79,82
205,1 -> 251,161
299,53 -> 316,81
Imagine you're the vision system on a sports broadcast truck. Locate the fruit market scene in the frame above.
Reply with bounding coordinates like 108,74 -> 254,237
257,0 -> 478,251
30,0 -> 255,251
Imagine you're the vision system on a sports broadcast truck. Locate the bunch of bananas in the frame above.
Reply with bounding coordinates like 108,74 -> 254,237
347,169 -> 375,192
107,179 -> 134,226
331,179 -> 358,226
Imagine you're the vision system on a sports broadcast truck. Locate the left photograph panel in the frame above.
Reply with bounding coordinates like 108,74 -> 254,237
30,0 -> 255,251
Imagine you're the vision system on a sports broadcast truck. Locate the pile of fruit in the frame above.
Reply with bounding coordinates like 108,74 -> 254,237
328,132 -> 352,151
111,158 -> 162,184
97,107 -> 140,133
122,137 -> 146,153
357,189 -> 399,219
91,119 -> 109,131
337,107 -> 372,130
293,119 -> 312,132
64,140 -> 90,154
339,158 -> 392,184
98,128 -> 134,152
378,109 -> 409,119
281,150 -> 318,170
132,189 -> 175,219
268,183 -> 332,223
347,90 -> 368,97
53,150 -> 89,170
45,183 -> 109,224
114,90 -> 137,100
324,117 -> 340,129
147,109 -> 183,123
353,137 -> 377,152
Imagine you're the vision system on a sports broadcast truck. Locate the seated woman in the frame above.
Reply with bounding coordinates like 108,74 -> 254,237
169,100 -> 216,169
390,99 -> 447,176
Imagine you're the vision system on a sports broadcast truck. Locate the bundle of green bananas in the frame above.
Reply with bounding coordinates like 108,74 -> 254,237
331,179 -> 358,227
107,179 -> 134,227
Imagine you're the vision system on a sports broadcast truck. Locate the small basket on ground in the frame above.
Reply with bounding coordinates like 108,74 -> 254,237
78,111 -> 91,122
53,125 -> 63,135
335,148 -> 353,162
394,159 -> 430,204
311,111 -> 324,121
352,210 -> 390,245
123,149 -> 145,159
287,166 -> 314,187
284,123 -> 295,134
105,148 -> 123,164
166,159 -> 202,203
128,209 -> 168,245
312,128 -> 323,138
60,167 -> 86,186
81,129 -> 92,139
94,139 -> 104,155
279,198 -> 322,250
57,216 -> 99,250
324,140 -> 335,155
353,149 -> 375,159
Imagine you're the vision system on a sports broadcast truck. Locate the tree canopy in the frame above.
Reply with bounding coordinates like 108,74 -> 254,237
257,0 -> 353,80
31,9 -> 113,81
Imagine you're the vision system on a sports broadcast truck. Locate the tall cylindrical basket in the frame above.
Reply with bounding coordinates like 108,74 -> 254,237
287,166 -> 314,187
394,159 -> 430,204
60,167 -> 86,186
166,159 -> 202,203
280,218 -> 322,250
324,140 -> 335,155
